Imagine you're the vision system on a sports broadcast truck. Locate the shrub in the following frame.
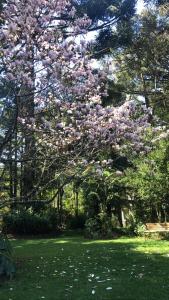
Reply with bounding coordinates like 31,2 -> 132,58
85,213 -> 113,239
133,222 -> 146,237
99,212 -> 113,238
85,217 -> 101,239
67,213 -> 86,230
2,209 -> 59,235
41,207 -> 59,229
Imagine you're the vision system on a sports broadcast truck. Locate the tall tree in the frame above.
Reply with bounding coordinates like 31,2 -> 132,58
0,0 -> 101,201
70,0 -> 137,58
0,0 -> 152,208
113,5 -> 169,120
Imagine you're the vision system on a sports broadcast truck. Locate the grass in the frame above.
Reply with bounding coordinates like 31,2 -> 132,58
1,235 -> 169,300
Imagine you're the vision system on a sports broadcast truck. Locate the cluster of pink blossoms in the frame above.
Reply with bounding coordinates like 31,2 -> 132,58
18,100 -> 152,162
0,0 -> 103,101
1,0 -> 154,166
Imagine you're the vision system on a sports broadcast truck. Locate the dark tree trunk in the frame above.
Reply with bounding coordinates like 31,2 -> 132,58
106,202 -> 112,217
57,186 -> 64,225
13,128 -> 18,198
20,49 -> 35,200
151,206 -> 158,222
116,207 -> 123,227
75,190 -> 79,217
9,140 -> 13,199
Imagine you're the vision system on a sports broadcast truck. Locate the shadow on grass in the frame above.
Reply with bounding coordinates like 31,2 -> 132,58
2,236 -> 169,300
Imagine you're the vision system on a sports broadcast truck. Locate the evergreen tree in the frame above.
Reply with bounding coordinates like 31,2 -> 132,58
74,0 -> 137,57
113,6 -> 169,120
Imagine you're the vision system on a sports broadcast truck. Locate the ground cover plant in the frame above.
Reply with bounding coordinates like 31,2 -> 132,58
1,235 -> 169,300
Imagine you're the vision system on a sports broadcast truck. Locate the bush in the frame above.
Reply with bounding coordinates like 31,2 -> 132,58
41,207 -> 59,229
134,222 -> 146,236
99,212 -> 113,238
2,209 -> 59,235
66,213 -> 86,230
111,227 -> 135,237
85,213 -> 113,239
85,217 -> 101,239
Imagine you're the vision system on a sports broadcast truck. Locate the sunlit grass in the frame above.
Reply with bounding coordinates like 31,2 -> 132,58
1,236 -> 169,300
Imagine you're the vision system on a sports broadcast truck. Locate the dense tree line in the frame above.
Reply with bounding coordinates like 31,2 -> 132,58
0,0 -> 169,239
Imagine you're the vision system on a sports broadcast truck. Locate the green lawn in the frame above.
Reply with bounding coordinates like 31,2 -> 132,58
1,235 -> 169,300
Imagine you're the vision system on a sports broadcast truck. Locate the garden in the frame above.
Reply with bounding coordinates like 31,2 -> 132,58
0,0 -> 169,299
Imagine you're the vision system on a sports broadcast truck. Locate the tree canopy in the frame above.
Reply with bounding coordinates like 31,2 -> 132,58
0,0 -> 168,239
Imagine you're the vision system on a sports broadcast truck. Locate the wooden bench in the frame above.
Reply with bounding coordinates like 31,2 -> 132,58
145,223 -> 169,233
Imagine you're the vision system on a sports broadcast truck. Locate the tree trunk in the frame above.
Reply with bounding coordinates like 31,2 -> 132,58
116,207 -> 123,227
141,73 -> 150,109
75,190 -> 79,217
20,49 -> 35,200
13,128 -> 18,198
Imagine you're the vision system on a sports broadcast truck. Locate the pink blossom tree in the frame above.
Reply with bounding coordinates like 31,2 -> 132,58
0,0 -> 152,203
0,0 -> 105,199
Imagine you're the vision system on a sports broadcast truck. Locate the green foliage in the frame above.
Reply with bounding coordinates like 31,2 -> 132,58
75,0 -> 136,22
76,0 -> 136,58
126,140 -> 169,223
114,6 -> 169,120
144,0 -> 168,6
99,212 -> 114,237
66,213 -> 86,230
133,222 -> 146,237
85,217 -> 101,239
85,213 -> 113,239
84,191 -> 100,218
0,233 -> 15,279
2,209 -> 59,235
